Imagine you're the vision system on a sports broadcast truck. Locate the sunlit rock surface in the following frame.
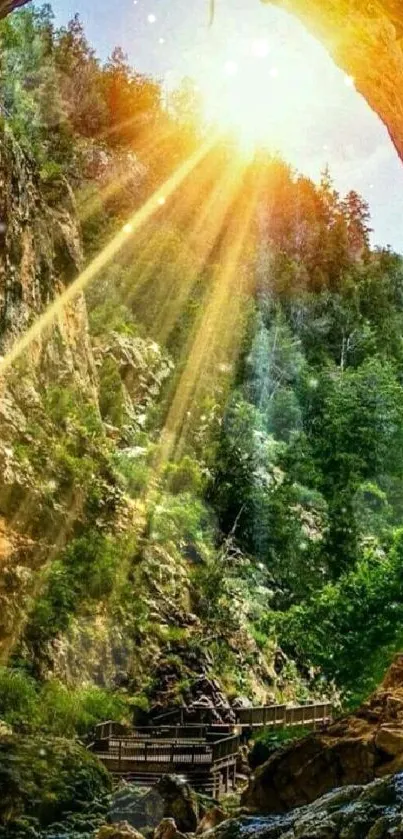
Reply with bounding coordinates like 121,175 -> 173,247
242,654 -> 403,813
0,123 -> 97,657
263,0 -> 403,160
0,0 -> 28,18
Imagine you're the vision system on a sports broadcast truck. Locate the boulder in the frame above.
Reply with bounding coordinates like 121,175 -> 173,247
110,784 -> 163,830
209,774 -> 403,839
375,726 -> 403,757
156,775 -> 199,832
242,654 -> 403,814
196,807 -> 227,834
232,696 -> 253,709
154,817 -> 187,839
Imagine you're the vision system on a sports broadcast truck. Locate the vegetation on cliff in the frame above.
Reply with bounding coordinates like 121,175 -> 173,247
0,2 -> 403,762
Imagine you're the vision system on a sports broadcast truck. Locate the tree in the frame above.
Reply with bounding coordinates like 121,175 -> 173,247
101,46 -> 161,148
54,14 -> 107,138
0,5 -> 73,165
341,190 -> 372,260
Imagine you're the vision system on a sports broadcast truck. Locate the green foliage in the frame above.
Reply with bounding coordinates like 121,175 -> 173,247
98,356 -> 127,429
25,532 -> 132,653
255,723 -> 309,749
3,1 -> 403,715
165,456 -> 205,496
0,735 -> 110,830
0,667 -> 125,737
249,724 -> 309,770
206,164 -> 403,697
0,669 -> 38,731
149,492 -> 213,551
114,451 -> 150,495
278,531 -> 403,702
36,682 -> 126,737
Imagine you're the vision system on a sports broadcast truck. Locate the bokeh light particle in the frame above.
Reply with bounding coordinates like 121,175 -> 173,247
224,60 -> 238,76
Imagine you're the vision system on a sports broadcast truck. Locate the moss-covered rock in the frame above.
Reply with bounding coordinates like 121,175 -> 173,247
0,735 -> 111,834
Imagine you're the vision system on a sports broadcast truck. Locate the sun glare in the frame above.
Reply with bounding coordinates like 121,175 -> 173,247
180,25 -> 358,158
190,35 -> 316,154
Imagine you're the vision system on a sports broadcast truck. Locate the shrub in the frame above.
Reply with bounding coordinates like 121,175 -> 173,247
149,493 -> 213,549
0,669 -> 38,731
114,452 -> 150,495
165,456 -> 205,496
38,682 -> 126,737
25,532 -> 128,650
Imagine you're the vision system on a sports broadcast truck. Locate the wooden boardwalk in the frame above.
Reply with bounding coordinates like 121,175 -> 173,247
91,729 -> 240,797
152,700 -> 334,729
90,701 -> 333,797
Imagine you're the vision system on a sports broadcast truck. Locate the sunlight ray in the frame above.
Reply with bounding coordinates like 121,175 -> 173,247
76,123 -> 184,224
153,168 -> 261,469
0,137 -> 216,380
153,158 -> 248,343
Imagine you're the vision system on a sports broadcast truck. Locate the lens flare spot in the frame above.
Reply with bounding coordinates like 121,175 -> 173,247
251,39 -> 270,58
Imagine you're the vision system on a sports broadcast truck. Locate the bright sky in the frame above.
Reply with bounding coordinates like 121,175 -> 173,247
49,0 -> 403,253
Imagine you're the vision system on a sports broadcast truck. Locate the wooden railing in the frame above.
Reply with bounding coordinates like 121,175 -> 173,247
151,701 -> 333,729
130,725 -> 232,742
235,701 -> 333,727
212,733 -> 240,763
94,720 -> 130,740
92,732 -> 240,771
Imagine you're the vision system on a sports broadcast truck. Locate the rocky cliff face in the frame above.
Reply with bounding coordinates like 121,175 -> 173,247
0,0 -> 28,18
242,654 -> 403,814
0,121 -> 97,659
263,0 -> 403,161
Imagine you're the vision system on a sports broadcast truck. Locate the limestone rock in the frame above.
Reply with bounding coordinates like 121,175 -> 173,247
242,654 -> 403,813
196,808 -> 227,834
96,823 -> 145,839
156,775 -> 199,833
0,127 -> 96,657
210,773 -> 403,839
154,817 -> 187,839
0,0 -> 29,18
0,719 -> 12,736
263,0 -> 403,163
374,726 -> 403,757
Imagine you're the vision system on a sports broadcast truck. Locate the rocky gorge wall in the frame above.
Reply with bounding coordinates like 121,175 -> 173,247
0,0 -> 27,17
0,122 -> 100,660
0,123 -> 301,707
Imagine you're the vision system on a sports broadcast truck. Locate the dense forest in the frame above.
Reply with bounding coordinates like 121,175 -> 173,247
1,4 -> 403,835
1,0 -> 403,715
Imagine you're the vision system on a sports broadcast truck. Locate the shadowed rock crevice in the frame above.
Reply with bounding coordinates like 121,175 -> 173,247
242,654 -> 403,814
